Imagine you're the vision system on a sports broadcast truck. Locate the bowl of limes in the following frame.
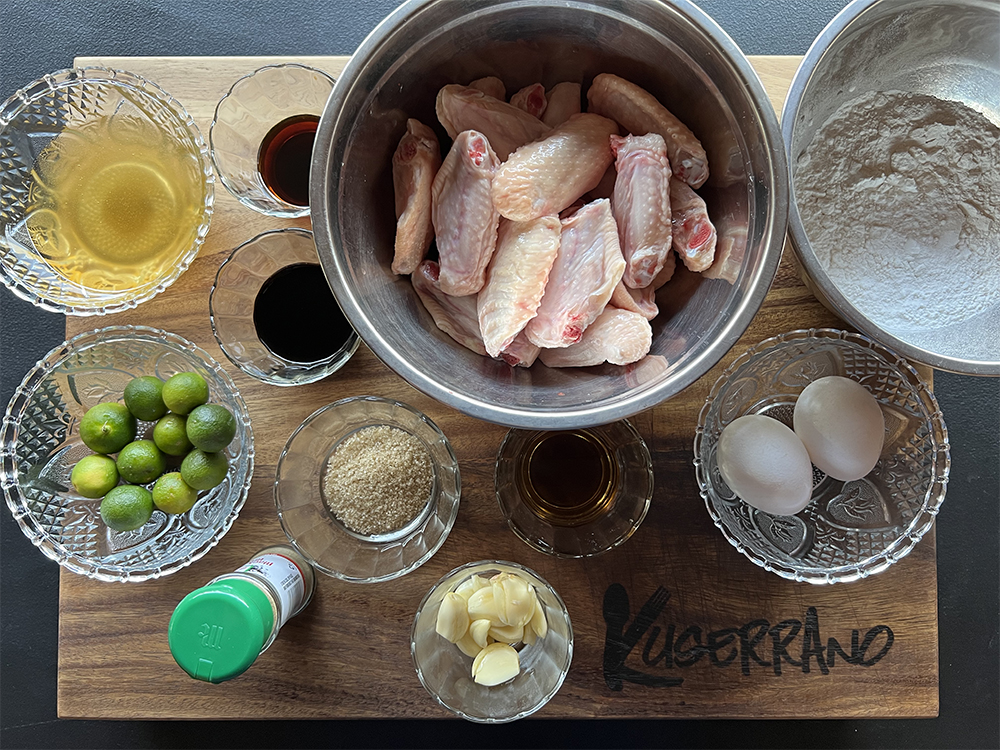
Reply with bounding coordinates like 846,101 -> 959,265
1,326 -> 253,581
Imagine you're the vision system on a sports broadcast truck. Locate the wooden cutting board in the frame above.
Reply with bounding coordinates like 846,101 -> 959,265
58,55 -> 938,720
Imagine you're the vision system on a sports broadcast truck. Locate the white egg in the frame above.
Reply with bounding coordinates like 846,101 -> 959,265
716,414 -> 814,515
793,376 -> 885,482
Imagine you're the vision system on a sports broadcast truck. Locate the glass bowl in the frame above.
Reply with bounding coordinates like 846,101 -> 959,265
209,228 -> 359,386
495,421 -> 653,558
0,326 -> 254,582
0,67 -> 214,315
210,63 -> 335,217
274,396 -> 460,583
411,560 -> 573,723
694,328 -> 950,584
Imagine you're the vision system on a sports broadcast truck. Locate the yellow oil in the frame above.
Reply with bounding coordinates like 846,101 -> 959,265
26,115 -> 205,294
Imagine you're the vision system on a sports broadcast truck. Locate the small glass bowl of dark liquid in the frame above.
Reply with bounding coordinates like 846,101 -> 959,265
210,64 -> 335,217
494,421 -> 654,558
210,228 -> 359,386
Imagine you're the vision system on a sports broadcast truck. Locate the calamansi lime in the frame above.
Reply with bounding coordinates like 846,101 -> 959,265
152,472 -> 198,515
152,413 -> 193,456
100,485 -> 154,532
116,439 -> 166,484
123,376 -> 167,421
186,404 -> 237,453
161,372 -> 209,415
70,454 -> 119,498
180,449 -> 229,491
79,402 -> 136,454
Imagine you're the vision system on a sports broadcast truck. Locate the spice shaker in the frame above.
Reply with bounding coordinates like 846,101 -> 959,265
168,544 -> 315,683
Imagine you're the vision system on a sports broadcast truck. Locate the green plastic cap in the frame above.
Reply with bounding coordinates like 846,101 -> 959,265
168,577 -> 275,684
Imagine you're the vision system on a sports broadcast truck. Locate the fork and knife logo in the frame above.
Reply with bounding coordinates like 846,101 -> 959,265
603,583 -> 683,691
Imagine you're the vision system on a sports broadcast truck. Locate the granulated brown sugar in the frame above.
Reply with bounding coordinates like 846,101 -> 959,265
322,424 -> 433,535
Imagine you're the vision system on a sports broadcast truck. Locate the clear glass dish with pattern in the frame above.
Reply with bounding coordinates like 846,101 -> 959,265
694,328 -> 949,584
1,326 -> 254,581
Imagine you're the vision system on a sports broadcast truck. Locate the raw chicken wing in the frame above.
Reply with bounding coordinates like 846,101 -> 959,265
431,130 -> 501,296
526,199 -> 625,348
670,180 -> 717,272
510,83 -> 547,119
411,261 -> 488,356
587,165 -> 617,201
542,82 -> 581,127
540,308 -> 652,367
610,278 -> 658,321
469,76 -> 506,101
391,119 -> 441,275
651,250 -> 676,288
492,113 -> 619,222
500,332 -> 541,367
588,73 -> 709,188
611,133 -> 673,288
478,216 -> 561,357
703,224 -> 746,284
436,84 -> 550,160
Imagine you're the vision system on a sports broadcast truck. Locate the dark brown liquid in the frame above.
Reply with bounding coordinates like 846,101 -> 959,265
257,114 -> 319,206
516,430 -> 618,527
252,263 -> 353,363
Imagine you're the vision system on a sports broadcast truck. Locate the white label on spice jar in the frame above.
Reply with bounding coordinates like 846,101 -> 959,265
237,554 -> 306,628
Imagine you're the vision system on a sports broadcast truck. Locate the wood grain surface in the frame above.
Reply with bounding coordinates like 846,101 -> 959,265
58,55 -> 938,720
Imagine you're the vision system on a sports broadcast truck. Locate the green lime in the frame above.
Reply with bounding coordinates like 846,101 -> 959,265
79,402 -> 136,454
161,372 -> 209,415
152,472 -> 198,515
186,404 -> 237,453
180,449 -> 229,490
123,376 -> 167,421
152,413 -> 193,456
70,454 -> 119,498
100,485 -> 154,532
116,439 -> 166,484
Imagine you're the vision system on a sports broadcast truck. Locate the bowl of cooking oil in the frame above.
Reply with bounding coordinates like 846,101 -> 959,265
0,67 -> 214,315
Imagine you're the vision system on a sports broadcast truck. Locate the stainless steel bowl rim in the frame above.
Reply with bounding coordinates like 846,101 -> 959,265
312,0 -> 789,429
781,0 -> 1000,376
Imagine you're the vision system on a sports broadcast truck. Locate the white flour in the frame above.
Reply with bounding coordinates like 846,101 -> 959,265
796,91 -> 1000,332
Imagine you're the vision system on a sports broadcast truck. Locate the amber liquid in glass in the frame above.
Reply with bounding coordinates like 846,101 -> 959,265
257,114 -> 319,207
515,430 -> 618,527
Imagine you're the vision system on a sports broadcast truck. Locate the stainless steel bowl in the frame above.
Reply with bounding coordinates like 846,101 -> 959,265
782,0 -> 1000,375
312,0 -> 787,429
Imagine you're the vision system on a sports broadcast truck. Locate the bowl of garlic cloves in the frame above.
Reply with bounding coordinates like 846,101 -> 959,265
411,560 -> 573,722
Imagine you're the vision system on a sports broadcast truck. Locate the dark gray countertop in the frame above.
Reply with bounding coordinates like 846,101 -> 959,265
1,1 -> 997,747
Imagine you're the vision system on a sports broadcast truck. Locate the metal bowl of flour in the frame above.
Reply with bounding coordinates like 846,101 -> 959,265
783,0 -> 1000,375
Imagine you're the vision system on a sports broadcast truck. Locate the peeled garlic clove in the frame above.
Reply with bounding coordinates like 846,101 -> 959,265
499,575 -> 535,627
455,574 -> 490,602
467,586 -> 503,625
472,642 -> 520,686
530,596 -> 548,639
435,592 -> 470,643
522,621 -> 537,646
470,618 -> 492,649
456,631 -> 482,658
489,622 -> 524,644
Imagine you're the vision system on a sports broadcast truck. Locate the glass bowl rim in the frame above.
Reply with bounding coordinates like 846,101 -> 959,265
494,420 -> 654,559
693,327 -> 950,585
410,558 -> 574,724
208,62 -> 336,218
208,227 -> 361,386
0,66 -> 216,316
273,395 -> 461,583
0,324 -> 255,582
